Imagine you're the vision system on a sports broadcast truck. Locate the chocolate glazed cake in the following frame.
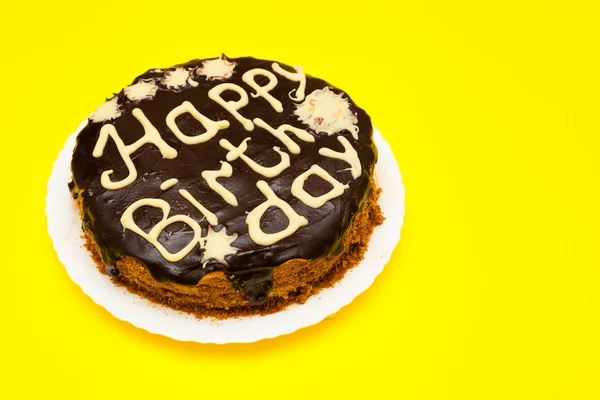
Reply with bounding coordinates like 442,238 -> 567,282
70,55 -> 383,318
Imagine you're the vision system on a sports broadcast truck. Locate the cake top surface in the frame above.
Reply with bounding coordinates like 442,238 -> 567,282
70,55 -> 377,304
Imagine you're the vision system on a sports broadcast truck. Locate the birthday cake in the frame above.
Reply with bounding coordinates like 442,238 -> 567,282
69,55 -> 383,318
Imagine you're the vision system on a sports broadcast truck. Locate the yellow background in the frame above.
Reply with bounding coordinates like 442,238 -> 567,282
1,1 -> 599,398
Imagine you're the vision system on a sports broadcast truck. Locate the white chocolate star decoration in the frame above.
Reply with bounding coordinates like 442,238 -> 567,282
124,79 -> 158,101
160,67 -> 198,89
201,226 -> 239,265
90,96 -> 122,123
197,54 -> 237,81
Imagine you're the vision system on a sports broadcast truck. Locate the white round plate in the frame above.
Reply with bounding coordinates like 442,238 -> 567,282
46,121 -> 405,344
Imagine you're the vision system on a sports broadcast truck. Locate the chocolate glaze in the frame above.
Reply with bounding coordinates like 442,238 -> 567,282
70,56 -> 376,305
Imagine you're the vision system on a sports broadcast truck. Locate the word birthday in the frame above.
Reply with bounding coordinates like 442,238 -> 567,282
90,58 -> 362,264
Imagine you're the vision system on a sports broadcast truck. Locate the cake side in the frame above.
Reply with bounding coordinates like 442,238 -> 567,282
70,55 -> 378,305
80,181 -> 383,319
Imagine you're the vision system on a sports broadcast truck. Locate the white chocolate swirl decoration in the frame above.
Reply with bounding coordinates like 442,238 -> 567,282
294,87 -> 359,139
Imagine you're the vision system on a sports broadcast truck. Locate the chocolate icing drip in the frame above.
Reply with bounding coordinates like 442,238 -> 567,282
70,56 -> 376,305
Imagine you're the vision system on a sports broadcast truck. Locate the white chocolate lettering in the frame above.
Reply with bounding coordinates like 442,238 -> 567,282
121,198 -> 201,262
160,178 -> 178,191
208,83 -> 254,131
253,118 -> 314,154
246,181 -> 308,246
166,101 -> 230,145
318,136 -> 362,179
272,63 -> 306,102
179,189 -> 219,226
220,138 -> 250,162
201,161 -> 238,206
242,68 -> 283,112
291,165 -> 349,208
219,138 -> 290,178
93,108 -> 178,190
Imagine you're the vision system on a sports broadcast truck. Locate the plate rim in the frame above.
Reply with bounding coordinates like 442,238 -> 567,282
46,123 -> 405,344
